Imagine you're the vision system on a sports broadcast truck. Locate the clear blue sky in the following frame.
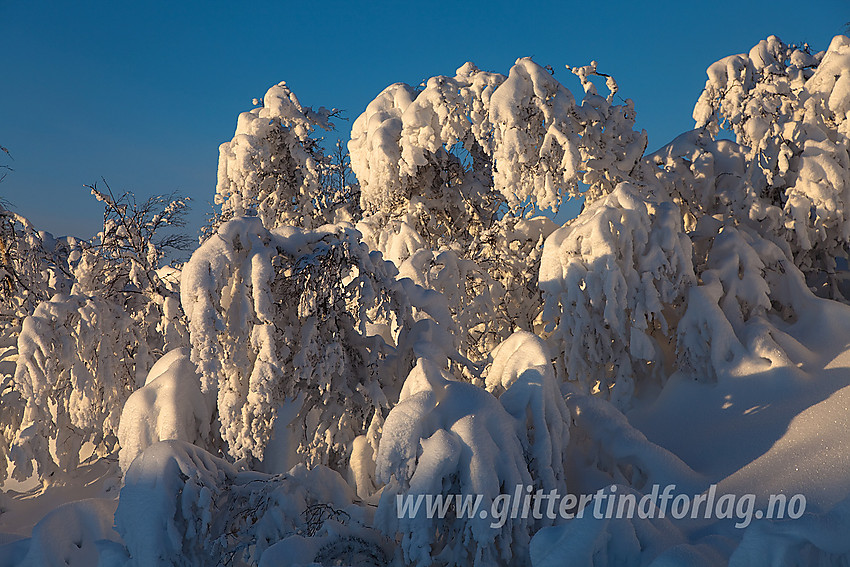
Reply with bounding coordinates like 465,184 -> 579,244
1,0 -> 845,241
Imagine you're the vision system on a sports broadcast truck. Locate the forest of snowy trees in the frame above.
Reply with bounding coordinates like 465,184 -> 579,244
2,34 -> 850,566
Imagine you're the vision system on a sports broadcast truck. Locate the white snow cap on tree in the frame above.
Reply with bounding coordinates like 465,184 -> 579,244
349,57 -> 646,224
216,82 -> 336,229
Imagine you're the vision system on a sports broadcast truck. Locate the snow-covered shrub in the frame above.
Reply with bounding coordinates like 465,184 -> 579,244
216,81 -> 344,230
676,223 -> 818,382
258,521 -> 392,567
116,440 -> 370,567
116,441 -> 238,566
181,217 -> 449,471
540,183 -> 695,407
0,208 -> 79,482
485,331 -> 570,496
374,333 -> 571,566
375,358 -> 533,566
639,128 -> 839,384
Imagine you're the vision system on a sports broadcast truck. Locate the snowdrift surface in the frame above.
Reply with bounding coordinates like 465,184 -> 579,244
4,33 -> 850,567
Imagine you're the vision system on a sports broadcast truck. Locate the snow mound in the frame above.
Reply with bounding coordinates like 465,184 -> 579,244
1,499 -> 121,567
117,348 -> 213,474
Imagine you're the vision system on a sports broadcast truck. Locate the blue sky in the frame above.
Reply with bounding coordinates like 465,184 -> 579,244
1,0 -> 845,242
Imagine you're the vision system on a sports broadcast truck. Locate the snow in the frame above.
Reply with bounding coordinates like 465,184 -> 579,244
376,358 -> 535,566
528,489 -> 688,567
719,381 -> 850,512
117,348 -> 213,473
9,499 -> 121,567
727,494 -> 850,565
5,32 -> 850,567
0,459 -> 121,567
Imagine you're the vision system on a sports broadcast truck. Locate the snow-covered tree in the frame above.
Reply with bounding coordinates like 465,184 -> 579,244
484,331 -> 570,496
216,82 -> 347,230
181,216 -> 455,472
373,332 -> 570,566
77,185 -> 190,367
9,294 -> 137,480
692,35 -> 850,297
0,203 -> 81,482
6,187 -> 190,481
375,358 -> 534,566
0,205 -> 75,317
347,58 -> 648,362
636,35 -> 850,385
540,183 -> 695,406
350,58 -> 647,228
